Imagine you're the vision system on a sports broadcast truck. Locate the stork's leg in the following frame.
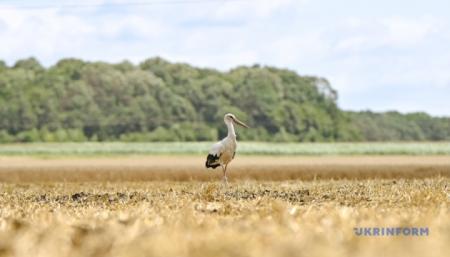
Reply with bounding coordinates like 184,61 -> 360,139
221,164 -> 229,186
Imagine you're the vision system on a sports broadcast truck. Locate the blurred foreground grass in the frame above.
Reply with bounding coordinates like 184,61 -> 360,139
0,142 -> 449,156
0,178 -> 448,257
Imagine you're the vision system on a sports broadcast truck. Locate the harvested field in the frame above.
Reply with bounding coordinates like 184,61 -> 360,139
0,155 -> 448,257
0,156 -> 449,182
0,178 -> 448,257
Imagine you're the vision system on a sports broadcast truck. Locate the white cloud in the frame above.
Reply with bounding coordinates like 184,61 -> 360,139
333,16 -> 443,55
0,0 -> 449,115
213,0 -> 298,20
381,16 -> 438,45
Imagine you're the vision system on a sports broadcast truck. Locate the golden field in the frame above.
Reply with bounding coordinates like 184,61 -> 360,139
0,155 -> 449,182
0,156 -> 449,257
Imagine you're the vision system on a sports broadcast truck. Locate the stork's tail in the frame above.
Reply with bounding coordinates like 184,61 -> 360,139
205,154 -> 220,169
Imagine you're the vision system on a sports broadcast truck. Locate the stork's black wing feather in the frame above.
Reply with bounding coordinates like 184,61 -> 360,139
205,154 -> 221,169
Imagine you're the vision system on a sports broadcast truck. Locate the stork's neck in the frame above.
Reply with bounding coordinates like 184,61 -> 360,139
225,120 -> 236,138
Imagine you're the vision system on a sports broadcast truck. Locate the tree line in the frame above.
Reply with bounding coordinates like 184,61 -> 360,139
0,57 -> 448,142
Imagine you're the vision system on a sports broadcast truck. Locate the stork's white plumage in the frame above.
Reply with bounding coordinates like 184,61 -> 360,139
205,113 -> 249,184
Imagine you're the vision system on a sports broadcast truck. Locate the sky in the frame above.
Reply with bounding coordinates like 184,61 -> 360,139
0,0 -> 449,116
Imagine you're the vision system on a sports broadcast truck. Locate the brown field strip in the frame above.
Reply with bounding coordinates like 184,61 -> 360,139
0,155 -> 449,182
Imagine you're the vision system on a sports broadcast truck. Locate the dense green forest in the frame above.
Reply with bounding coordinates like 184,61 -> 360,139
0,57 -> 449,142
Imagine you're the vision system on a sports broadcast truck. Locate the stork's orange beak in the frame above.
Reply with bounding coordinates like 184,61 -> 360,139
233,117 -> 249,128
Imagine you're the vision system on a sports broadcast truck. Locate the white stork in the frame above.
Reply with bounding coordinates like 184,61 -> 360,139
205,113 -> 249,184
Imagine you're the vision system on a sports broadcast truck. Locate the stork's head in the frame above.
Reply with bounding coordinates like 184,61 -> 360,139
224,113 -> 249,128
